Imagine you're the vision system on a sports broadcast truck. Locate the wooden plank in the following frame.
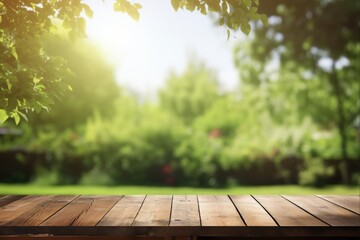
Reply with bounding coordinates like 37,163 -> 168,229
198,195 -> 244,226
1,194 -> 359,238
132,195 -> 172,226
4,195 -> 77,226
170,195 -> 200,226
283,195 -> 360,226
0,237 -> 165,240
1,226 -> 359,238
40,195 -> 121,226
253,195 -> 327,226
230,195 -> 277,226
0,196 -> 56,225
67,195 -> 121,226
318,195 -> 360,214
97,195 -> 145,226
0,195 -> 26,208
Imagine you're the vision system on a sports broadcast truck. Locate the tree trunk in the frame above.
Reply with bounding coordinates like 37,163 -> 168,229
330,62 -> 350,185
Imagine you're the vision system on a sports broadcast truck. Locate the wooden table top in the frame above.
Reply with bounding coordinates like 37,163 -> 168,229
0,195 -> 359,238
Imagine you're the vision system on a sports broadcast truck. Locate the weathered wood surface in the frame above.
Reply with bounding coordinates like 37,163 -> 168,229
0,195 -> 358,238
318,195 -> 360,214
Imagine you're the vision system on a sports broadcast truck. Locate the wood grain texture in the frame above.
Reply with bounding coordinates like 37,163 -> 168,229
98,195 -> 145,226
0,196 -> 54,225
230,195 -> 277,226
4,195 -> 77,226
318,195 -> 360,214
40,196 -> 121,226
0,195 -> 359,238
253,195 -> 327,226
170,195 -> 200,226
132,195 -> 172,226
283,195 -> 360,226
198,195 -> 244,226
71,195 -> 121,226
0,195 -> 26,208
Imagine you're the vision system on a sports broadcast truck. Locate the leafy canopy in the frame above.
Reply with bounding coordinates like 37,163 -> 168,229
234,0 -> 360,184
0,0 -> 266,124
30,29 -> 120,130
160,60 -> 219,124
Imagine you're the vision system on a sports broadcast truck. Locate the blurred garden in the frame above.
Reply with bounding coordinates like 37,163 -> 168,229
0,0 -> 359,193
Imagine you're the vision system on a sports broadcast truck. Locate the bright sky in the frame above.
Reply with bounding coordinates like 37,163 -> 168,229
86,0 -> 242,98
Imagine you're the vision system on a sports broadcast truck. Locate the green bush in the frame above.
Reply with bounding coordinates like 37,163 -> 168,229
299,158 -> 335,187
2,66 -> 358,187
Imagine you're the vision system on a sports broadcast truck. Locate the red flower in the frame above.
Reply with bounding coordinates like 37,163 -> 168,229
209,128 -> 221,138
162,164 -> 172,174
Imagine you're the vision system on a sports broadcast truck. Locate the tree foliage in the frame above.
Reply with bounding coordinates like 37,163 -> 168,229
30,31 -> 120,130
0,0 -> 91,124
159,61 -> 219,124
235,0 -> 360,184
2,54 -> 359,186
0,0 -> 265,124
252,0 -> 359,68
169,0 -> 267,35
2,1 -> 359,187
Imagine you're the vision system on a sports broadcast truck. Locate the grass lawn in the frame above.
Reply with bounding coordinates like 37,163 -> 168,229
0,184 -> 358,195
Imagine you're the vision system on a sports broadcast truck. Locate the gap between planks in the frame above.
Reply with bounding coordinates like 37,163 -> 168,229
1,195 -> 359,228
282,195 -> 360,226
316,195 -> 360,215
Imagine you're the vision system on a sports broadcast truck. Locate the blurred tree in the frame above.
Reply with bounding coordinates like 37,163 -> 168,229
159,61 -> 219,124
30,32 -> 120,130
193,95 -> 241,140
0,0 -> 265,124
235,0 -> 360,184
0,0 -> 92,124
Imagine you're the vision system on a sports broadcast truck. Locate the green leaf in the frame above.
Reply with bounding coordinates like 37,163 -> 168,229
206,0 -> 221,12
11,48 -> 18,61
113,2 -> 121,11
241,22 -> 251,35
5,79 -> 12,89
186,1 -> 196,12
33,76 -> 41,83
259,14 -> 268,25
68,84 -> 73,91
243,0 -> 251,7
250,7 -> 257,14
221,1 -> 228,13
34,101 -> 43,113
134,3 -> 142,9
34,84 -> 45,91
0,109 -> 9,124
13,112 -> 20,125
227,29 -> 231,41
127,6 -> 140,21
171,0 -> 180,11
186,2 -> 196,12
219,17 -> 225,25
252,0 -> 259,6
200,4 -> 207,15
17,111 -> 28,122
82,4 -> 93,18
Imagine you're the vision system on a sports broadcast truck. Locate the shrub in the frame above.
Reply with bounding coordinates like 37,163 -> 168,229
299,158 -> 335,187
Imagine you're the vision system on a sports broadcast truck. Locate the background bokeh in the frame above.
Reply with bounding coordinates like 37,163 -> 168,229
0,0 -> 359,193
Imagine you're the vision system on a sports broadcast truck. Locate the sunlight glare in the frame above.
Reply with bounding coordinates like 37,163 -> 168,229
84,0 -> 239,98
85,1 -> 136,65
